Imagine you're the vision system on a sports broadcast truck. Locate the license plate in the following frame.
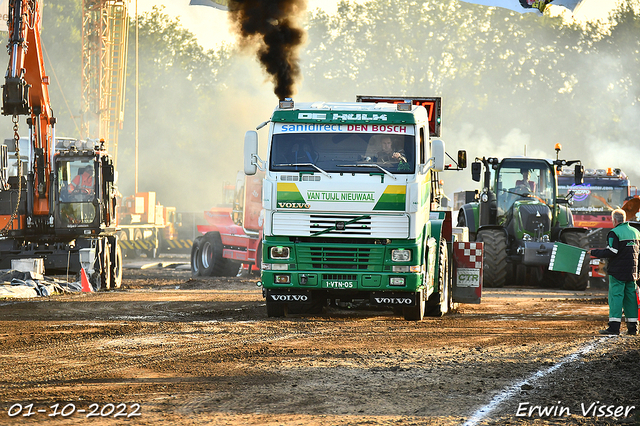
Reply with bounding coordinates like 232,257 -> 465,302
322,280 -> 355,289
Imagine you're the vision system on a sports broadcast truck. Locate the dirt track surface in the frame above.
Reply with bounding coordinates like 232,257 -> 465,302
1,258 -> 638,425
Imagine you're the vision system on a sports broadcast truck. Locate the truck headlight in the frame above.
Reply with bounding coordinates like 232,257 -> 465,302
270,246 -> 290,259
542,235 -> 550,242
274,274 -> 291,284
522,233 -> 532,241
391,249 -> 411,262
389,277 -> 405,286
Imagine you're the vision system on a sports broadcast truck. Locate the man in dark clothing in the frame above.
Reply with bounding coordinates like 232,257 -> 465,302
590,209 -> 640,335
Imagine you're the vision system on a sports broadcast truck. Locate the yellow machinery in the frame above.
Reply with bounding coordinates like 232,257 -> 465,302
81,0 -> 129,167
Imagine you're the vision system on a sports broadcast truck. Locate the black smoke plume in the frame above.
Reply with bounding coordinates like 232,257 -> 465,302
228,0 -> 307,100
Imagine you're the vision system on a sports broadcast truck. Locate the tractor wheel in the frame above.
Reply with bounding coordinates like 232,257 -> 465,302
561,231 -> 590,291
403,289 -> 425,321
426,238 -> 452,317
198,232 -> 225,276
190,236 -> 203,276
476,229 -> 508,287
456,210 -> 476,241
515,264 -> 527,286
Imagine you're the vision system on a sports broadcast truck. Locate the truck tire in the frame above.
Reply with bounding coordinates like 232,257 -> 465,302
109,236 -> 123,289
561,231 -> 590,291
221,259 -> 241,277
426,238 -> 451,317
190,236 -> 203,276
199,232 -> 225,276
476,229 -> 508,287
98,239 -> 111,291
403,289 -> 425,321
266,299 -> 286,317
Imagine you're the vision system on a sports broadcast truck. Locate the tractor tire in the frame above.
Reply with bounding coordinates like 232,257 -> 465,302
561,231 -> 590,291
190,236 -> 203,276
198,232 -> 225,276
476,229 -> 508,288
426,238 -> 452,317
403,289 -> 425,321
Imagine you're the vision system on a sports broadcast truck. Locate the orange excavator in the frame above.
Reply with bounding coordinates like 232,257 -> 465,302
0,0 -> 121,289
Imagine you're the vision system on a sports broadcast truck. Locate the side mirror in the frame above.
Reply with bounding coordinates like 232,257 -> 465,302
244,131 -> 258,176
574,164 -> 584,185
104,164 -> 115,183
457,150 -> 467,169
431,139 -> 445,172
471,161 -> 482,182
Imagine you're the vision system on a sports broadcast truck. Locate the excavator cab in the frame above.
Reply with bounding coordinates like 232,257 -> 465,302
53,140 -> 117,235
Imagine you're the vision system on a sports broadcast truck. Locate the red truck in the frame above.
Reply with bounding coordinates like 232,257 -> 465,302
190,171 -> 264,276
558,167 -> 638,287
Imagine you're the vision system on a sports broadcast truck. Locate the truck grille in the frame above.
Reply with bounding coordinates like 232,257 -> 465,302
272,213 -> 409,238
297,245 -> 384,270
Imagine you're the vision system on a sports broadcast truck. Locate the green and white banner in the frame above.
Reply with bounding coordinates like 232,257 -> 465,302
277,182 -> 406,212
548,242 -> 587,275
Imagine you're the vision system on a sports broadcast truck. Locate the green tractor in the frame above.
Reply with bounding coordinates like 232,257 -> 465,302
457,154 -> 590,290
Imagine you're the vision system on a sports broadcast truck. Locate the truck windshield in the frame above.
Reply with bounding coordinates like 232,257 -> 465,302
558,182 -> 628,214
56,159 -> 96,225
270,132 -> 415,174
495,160 -> 554,216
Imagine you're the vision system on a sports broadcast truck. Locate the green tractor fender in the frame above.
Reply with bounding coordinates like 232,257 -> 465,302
457,202 -> 479,235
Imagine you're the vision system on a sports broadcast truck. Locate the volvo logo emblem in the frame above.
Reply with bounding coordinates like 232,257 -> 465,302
336,221 -> 346,231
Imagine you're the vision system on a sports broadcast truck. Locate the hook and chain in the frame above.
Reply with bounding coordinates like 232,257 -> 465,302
1,115 -> 23,235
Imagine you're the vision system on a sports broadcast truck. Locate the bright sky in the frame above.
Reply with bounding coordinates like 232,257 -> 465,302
134,0 -> 622,51
135,0 -> 365,51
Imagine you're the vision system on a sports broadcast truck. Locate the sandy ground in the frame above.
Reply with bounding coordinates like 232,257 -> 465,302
0,257 -> 638,425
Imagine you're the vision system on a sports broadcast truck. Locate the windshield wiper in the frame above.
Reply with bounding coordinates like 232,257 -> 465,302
311,214 -> 371,237
280,163 -> 331,179
337,163 -> 397,180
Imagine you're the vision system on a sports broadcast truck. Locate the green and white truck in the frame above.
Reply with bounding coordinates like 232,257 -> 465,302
244,97 -> 481,320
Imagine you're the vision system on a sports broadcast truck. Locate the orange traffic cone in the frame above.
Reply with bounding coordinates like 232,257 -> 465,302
80,268 -> 92,292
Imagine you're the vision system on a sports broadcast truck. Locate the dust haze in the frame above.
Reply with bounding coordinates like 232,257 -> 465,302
1,0 -> 638,216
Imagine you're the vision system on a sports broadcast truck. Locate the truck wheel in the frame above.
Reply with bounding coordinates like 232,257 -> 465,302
109,236 -> 123,289
190,236 -> 203,276
221,259 -> 242,277
476,229 -> 508,287
427,238 -> 451,317
98,239 -> 111,291
561,231 -> 590,291
266,299 -> 286,317
199,232 -> 224,276
403,289 -> 425,321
